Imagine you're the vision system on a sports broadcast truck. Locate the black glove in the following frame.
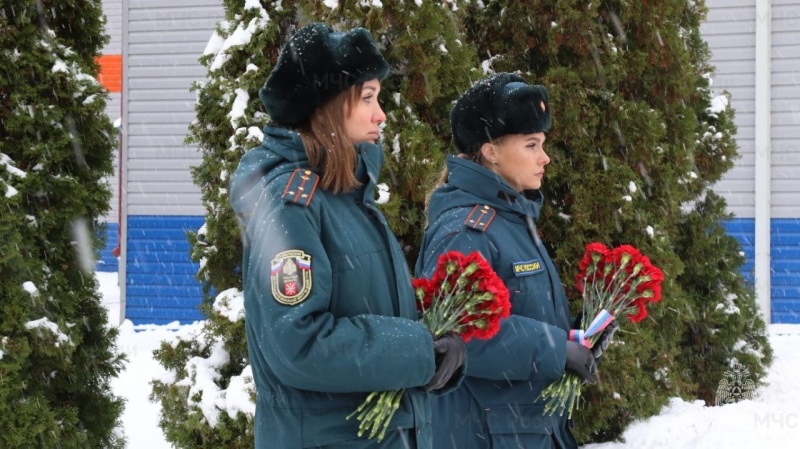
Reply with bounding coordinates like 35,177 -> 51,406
591,319 -> 620,359
565,340 -> 598,385
571,312 -> 584,330
424,334 -> 466,392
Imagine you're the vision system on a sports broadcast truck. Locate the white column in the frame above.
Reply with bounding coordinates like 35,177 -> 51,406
118,0 -> 129,325
754,0 -> 772,323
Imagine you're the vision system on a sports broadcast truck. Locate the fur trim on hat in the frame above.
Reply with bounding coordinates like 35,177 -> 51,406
451,73 -> 551,154
259,23 -> 389,126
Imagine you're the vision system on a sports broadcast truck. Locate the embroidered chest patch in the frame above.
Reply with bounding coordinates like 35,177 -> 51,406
513,259 -> 544,277
270,250 -> 312,305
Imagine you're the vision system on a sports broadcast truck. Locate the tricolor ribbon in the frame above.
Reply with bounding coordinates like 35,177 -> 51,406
569,309 -> 615,348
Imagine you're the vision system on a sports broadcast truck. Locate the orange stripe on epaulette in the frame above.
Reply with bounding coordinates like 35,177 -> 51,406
281,169 -> 319,207
464,205 -> 496,232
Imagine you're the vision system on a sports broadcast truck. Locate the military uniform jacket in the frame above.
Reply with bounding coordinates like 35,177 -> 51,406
415,156 -> 576,449
230,126 -> 436,448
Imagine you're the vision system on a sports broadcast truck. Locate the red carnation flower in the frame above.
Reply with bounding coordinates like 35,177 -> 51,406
352,251 -> 512,440
542,242 -> 665,418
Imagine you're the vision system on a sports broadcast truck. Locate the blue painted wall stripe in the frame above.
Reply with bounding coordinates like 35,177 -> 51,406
724,218 -> 800,323
125,215 -> 205,324
108,216 -> 799,324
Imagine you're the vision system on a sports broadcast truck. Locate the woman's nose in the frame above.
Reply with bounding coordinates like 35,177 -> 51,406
374,104 -> 386,124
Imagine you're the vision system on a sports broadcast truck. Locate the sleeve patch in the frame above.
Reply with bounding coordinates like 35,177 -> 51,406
270,250 -> 312,306
464,205 -> 496,232
281,169 -> 319,207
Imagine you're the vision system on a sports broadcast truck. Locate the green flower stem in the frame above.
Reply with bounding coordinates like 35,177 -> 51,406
348,388 -> 405,442
539,372 -> 583,417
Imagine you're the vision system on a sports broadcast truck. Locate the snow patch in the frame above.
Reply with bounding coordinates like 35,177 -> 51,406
52,59 -> 69,73
25,318 -> 71,347
203,25 -> 227,57
210,15 -> 268,72
481,56 -> 499,75
4,184 -> 19,198
376,183 -> 390,204
228,88 -> 250,129
1,153 -> 27,178
392,134 -> 401,160
224,365 -> 256,419
247,126 -> 265,144
706,95 -> 728,116
213,288 -> 245,323
716,293 -> 740,315
177,339 -> 246,428
23,281 -> 39,297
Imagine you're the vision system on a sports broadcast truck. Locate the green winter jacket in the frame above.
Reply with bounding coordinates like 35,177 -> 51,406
415,156 -> 575,449
230,125 -> 436,448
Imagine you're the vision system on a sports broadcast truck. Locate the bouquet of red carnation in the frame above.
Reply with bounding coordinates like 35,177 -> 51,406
348,251 -> 511,441
539,243 -> 664,418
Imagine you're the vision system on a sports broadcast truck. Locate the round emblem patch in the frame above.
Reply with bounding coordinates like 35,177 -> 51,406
270,250 -> 312,306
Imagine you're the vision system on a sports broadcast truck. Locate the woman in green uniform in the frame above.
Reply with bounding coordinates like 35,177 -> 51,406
230,23 -> 465,449
416,73 -> 615,449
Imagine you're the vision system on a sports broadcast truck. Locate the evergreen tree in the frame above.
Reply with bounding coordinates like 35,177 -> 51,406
150,1 -> 477,446
461,0 -> 771,442
0,1 -> 125,447
151,0 -> 771,445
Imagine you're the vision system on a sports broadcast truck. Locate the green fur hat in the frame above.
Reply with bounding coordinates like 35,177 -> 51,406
451,72 -> 551,154
259,23 -> 390,126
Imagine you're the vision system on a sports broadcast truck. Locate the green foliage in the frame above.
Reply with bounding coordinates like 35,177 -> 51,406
462,0 -> 771,442
153,1 -> 479,447
0,1 -> 125,447
153,0 -> 771,446
311,0 -> 479,262
153,2 -> 295,447
674,191 -> 772,405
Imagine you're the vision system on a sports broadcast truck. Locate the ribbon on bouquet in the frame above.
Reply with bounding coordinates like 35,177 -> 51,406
569,309 -> 615,348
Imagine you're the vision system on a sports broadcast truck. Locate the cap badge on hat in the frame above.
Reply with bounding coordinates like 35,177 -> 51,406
540,100 -> 546,112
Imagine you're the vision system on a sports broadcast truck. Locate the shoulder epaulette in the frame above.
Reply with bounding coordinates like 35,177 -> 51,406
281,169 -> 319,207
464,204 -> 496,232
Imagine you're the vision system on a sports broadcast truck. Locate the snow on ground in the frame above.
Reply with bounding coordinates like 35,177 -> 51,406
97,272 -> 800,448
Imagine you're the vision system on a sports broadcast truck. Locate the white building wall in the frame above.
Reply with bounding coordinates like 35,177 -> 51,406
701,0 -> 757,219
771,0 -> 800,218
101,0 -> 123,224
124,0 -> 222,216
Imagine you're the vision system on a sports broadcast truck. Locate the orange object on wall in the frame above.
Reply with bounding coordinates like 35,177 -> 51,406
96,54 -> 122,93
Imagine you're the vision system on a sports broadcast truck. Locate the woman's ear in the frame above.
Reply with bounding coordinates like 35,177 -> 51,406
480,142 -> 498,165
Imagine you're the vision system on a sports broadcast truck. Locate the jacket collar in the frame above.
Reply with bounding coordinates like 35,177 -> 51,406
445,155 -> 543,219
263,125 -> 384,201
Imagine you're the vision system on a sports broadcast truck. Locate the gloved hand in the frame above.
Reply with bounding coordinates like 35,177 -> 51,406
591,319 -> 620,359
565,340 -> 598,385
571,312 -> 584,330
424,334 -> 466,392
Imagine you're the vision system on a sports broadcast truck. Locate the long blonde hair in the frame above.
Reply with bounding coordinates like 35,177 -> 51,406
298,85 -> 363,194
